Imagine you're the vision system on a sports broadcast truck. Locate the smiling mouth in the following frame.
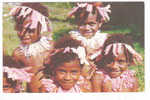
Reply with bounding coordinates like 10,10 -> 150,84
22,38 -> 31,41
84,31 -> 92,33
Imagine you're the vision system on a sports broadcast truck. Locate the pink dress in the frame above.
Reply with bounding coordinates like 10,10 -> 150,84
41,76 -> 90,93
96,69 -> 137,92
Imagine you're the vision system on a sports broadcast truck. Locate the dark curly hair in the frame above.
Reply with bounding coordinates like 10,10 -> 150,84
95,34 -> 134,68
74,2 -> 103,25
44,35 -> 82,77
14,3 -> 49,32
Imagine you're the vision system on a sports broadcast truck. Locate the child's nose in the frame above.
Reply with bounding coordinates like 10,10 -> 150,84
112,62 -> 120,70
64,73 -> 72,81
85,24 -> 90,29
24,32 -> 30,37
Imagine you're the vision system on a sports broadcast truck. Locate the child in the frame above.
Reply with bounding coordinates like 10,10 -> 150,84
3,72 -> 16,93
9,3 -> 53,71
67,2 -> 111,79
3,66 -> 33,92
29,35 -> 92,93
92,34 -> 143,92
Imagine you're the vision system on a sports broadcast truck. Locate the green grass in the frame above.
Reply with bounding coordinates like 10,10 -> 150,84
3,3 -> 144,92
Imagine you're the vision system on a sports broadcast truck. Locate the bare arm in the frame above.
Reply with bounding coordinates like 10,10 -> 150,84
131,77 -> 139,92
12,48 -> 24,68
91,72 -> 104,92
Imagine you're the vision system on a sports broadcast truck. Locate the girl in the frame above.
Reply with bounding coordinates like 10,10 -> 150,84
92,34 -> 143,92
9,3 -> 53,71
29,35 -> 92,93
67,2 -> 111,79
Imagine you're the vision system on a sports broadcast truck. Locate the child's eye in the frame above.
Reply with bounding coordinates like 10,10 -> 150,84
58,69 -> 66,74
118,60 -> 126,64
3,85 -> 11,88
28,29 -> 35,33
71,70 -> 79,74
89,22 -> 96,26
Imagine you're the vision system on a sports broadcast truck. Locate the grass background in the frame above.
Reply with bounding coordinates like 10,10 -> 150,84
3,3 -> 144,91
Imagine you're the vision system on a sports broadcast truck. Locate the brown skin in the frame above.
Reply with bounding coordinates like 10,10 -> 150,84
91,72 -> 104,92
92,70 -> 138,92
12,48 -> 50,68
92,51 -> 139,92
29,71 -> 46,92
3,77 -> 15,93
54,60 -> 81,90
12,22 -> 53,69
78,13 -> 103,39
12,22 -> 53,92
29,60 -> 92,92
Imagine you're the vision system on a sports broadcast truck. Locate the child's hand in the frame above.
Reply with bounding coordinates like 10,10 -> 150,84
29,71 -> 44,92
125,44 -> 143,64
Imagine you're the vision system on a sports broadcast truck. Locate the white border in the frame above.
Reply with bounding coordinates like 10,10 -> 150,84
1,0 -> 150,100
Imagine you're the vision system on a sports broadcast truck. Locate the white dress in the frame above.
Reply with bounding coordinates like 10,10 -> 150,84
69,30 -> 109,61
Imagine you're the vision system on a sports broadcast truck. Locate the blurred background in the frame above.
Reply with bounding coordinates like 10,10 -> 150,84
3,2 -> 144,91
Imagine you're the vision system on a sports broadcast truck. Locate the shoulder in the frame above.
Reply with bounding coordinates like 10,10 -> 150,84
92,70 -> 105,84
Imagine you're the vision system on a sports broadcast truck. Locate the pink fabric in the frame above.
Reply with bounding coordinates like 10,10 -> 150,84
3,66 -> 33,82
104,43 -> 143,64
67,3 -> 111,23
96,69 -> 136,92
10,6 -> 52,33
41,76 -> 88,93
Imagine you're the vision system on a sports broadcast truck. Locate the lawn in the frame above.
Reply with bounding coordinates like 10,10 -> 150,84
3,3 -> 144,92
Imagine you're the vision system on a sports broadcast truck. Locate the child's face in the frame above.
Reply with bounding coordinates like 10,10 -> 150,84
17,28 -> 40,45
78,14 -> 102,38
54,60 -> 81,90
105,51 -> 129,78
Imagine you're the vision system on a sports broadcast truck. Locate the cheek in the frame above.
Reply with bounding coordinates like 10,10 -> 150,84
55,72 -> 65,81
78,26 -> 84,32
92,25 -> 99,31
72,73 -> 80,80
31,34 -> 40,41
120,64 -> 128,71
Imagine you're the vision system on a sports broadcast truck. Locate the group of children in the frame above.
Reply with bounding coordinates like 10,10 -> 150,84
3,2 -> 143,93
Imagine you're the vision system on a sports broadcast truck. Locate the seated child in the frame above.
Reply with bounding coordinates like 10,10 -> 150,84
9,3 -> 53,71
92,34 -> 143,92
29,35 -> 92,93
3,66 -> 33,92
67,2 -> 111,79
